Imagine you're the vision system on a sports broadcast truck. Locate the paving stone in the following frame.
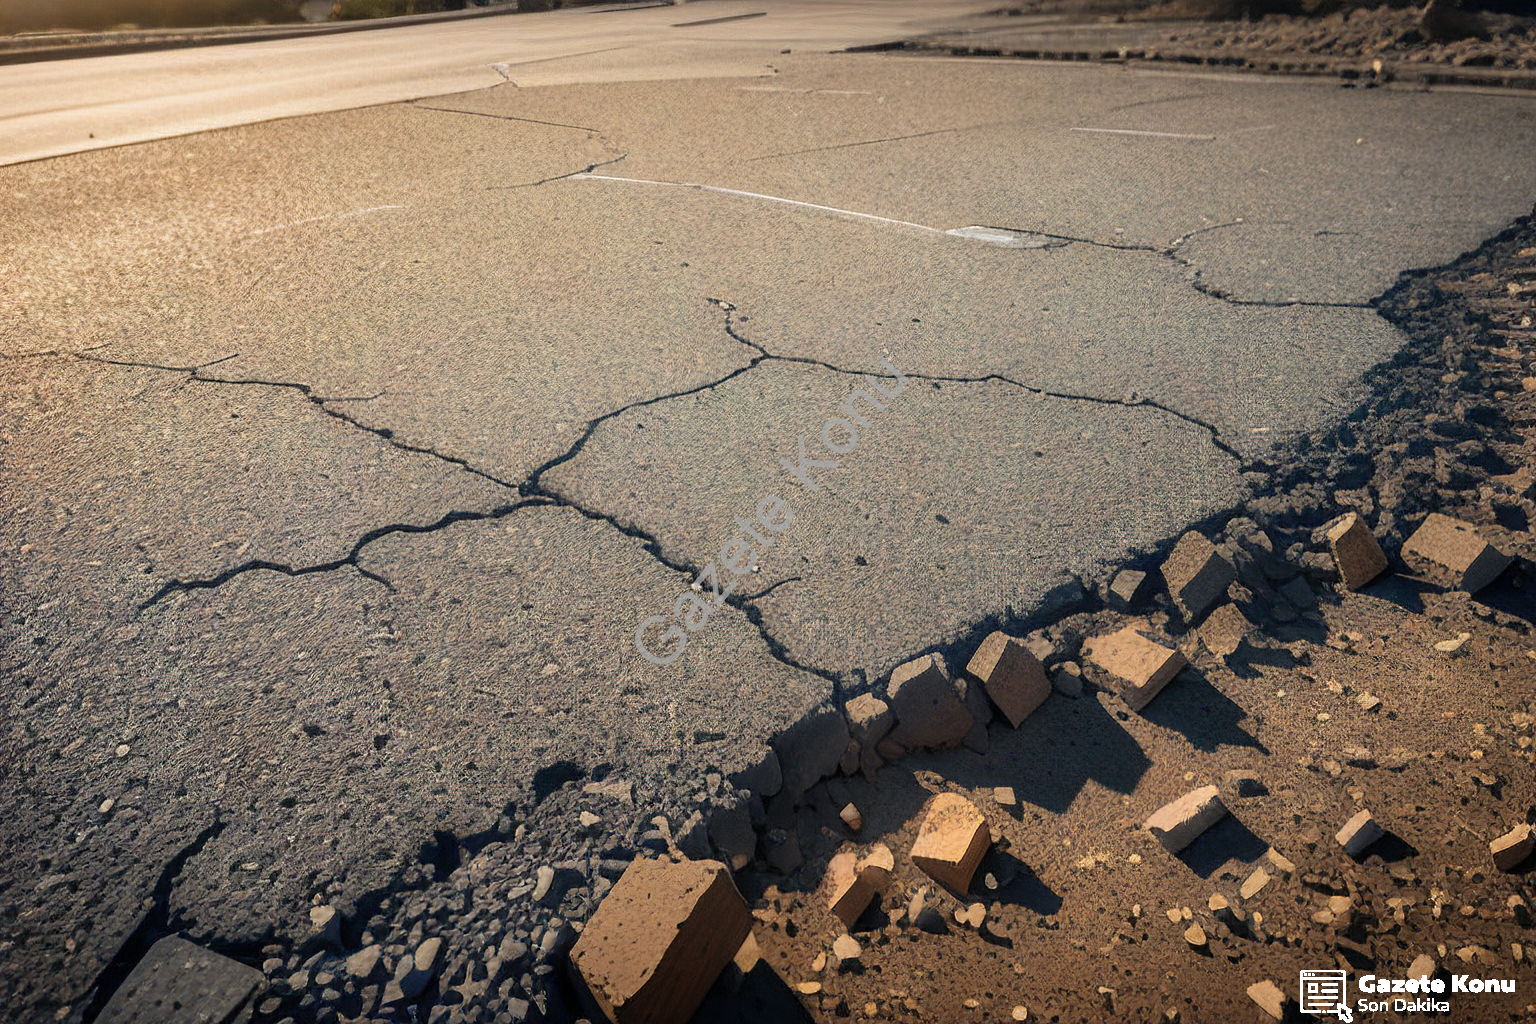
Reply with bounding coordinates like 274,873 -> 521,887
909,793 -> 990,893
1144,786 -> 1226,854
885,653 -> 972,752
1161,532 -> 1235,622
1198,603 -> 1253,659
1335,809 -> 1385,857
1402,513 -> 1513,593
97,936 -> 264,1024
1326,512 -> 1389,590
570,857 -> 751,1024
1490,823 -> 1534,871
965,631 -> 1051,729
1083,627 -> 1187,711
1107,569 -> 1150,612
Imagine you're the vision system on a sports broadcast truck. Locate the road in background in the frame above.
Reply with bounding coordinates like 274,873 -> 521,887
0,0 -> 996,165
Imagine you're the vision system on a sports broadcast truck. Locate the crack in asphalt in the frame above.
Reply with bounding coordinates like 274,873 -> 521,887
78,815 -> 227,1024
409,102 -> 604,135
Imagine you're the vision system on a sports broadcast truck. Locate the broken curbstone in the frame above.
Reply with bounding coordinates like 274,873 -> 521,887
825,844 -> 893,927
1161,532 -> 1236,623
910,793 -> 990,893
1145,786 -> 1226,854
1336,809 -> 1385,858
771,705 -> 850,802
1491,823 -> 1534,872
1107,568 -> 1150,612
885,653 -> 972,752
965,631 -> 1051,729
570,857 -> 752,1024
845,693 -> 895,777
1402,513 -> 1512,593
1326,512 -> 1389,590
1084,627 -> 1187,712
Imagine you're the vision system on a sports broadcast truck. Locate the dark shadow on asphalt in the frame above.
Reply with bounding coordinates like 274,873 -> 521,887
1356,830 -> 1419,865
1141,668 -> 1268,754
1176,813 -> 1268,879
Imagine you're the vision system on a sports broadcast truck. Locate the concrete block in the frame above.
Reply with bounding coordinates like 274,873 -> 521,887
1336,809 -> 1384,857
1326,512 -> 1388,590
97,936 -> 263,1024
1402,513 -> 1512,593
885,653 -> 973,751
1161,532 -> 1235,622
909,793 -> 990,893
1144,786 -> 1226,853
1490,823 -> 1533,872
571,857 -> 752,1024
1084,627 -> 1187,711
1107,568 -> 1149,612
965,631 -> 1051,728
1198,603 -> 1253,659
770,704 -> 850,802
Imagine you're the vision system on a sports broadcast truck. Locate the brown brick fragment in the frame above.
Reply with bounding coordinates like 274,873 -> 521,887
965,631 -> 1051,728
1491,823 -> 1534,872
1402,513 -> 1512,593
1161,532 -> 1235,622
1326,512 -> 1388,590
909,793 -> 990,893
1084,626 -> 1187,711
571,857 -> 751,1024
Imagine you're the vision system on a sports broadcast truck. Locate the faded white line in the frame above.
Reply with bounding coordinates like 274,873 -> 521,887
251,205 -> 405,236
574,173 -> 948,235
1071,127 -> 1216,140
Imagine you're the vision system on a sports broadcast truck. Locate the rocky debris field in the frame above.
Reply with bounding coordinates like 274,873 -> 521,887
74,200 -> 1536,1024
895,2 -> 1536,88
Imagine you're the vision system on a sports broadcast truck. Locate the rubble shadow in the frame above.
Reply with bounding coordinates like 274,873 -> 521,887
972,849 -> 1063,916
1355,831 -> 1419,865
1355,573 -> 1436,615
929,694 -> 1151,815
689,958 -> 817,1024
1139,668 -> 1268,754
1175,814 -> 1268,880
1472,568 -> 1535,628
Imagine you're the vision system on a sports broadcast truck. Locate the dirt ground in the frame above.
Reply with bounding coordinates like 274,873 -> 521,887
707,214 -> 1536,1022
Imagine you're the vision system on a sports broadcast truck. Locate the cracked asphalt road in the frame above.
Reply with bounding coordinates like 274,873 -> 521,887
4,10 -> 1536,1019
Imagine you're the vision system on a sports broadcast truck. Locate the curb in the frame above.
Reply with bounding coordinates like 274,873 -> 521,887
849,40 -> 1536,92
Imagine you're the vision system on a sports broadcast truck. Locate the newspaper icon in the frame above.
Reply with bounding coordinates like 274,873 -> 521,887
1300,969 -> 1350,1017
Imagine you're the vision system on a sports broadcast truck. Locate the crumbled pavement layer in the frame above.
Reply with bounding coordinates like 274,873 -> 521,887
682,208 -> 1536,1022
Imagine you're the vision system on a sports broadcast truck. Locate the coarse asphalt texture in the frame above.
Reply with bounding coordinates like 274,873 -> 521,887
3,4 -> 1536,1019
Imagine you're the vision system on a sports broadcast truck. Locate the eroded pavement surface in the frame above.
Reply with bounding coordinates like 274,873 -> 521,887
3,52 -> 1536,1019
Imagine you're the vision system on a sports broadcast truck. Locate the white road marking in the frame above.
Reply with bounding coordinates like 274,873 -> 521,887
1071,127 -> 1216,140
573,174 -> 1031,248
250,205 -> 405,236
